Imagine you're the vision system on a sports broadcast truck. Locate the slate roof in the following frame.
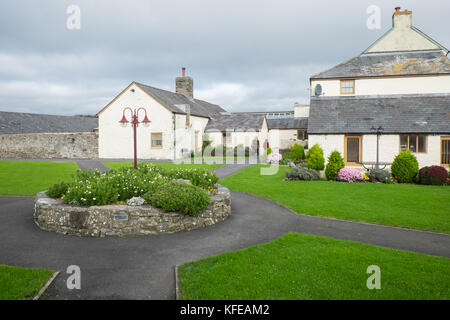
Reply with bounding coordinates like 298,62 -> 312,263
267,118 -> 308,129
136,82 -> 226,118
0,111 -> 98,134
308,94 -> 450,134
205,113 -> 266,132
310,51 -> 450,79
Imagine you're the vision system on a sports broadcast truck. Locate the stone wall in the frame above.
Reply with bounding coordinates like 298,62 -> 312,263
34,185 -> 231,237
0,132 -> 98,159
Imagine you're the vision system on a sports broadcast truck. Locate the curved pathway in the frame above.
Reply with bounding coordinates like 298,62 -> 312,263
0,164 -> 449,299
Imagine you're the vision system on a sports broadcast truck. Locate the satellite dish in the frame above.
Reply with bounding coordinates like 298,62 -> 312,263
314,84 -> 322,96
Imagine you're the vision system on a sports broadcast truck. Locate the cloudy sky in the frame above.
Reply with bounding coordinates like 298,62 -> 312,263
0,0 -> 449,115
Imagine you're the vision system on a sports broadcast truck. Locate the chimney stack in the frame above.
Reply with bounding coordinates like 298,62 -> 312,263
392,7 -> 412,28
176,67 -> 193,98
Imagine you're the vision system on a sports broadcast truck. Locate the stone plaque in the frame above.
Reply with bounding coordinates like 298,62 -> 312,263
114,213 -> 129,221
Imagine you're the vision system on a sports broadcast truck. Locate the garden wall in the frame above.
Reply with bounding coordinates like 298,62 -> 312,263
0,132 -> 98,159
34,185 -> 231,237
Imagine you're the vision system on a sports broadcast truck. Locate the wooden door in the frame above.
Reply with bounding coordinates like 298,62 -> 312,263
345,136 -> 362,165
441,137 -> 450,168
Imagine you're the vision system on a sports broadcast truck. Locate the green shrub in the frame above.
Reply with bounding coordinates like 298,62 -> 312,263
144,182 -> 210,216
305,144 -> 325,170
368,169 -> 391,183
285,166 -> 320,181
280,154 -> 290,165
289,144 -> 305,162
325,151 -> 345,180
391,151 -> 419,183
418,166 -> 449,186
46,182 -> 69,198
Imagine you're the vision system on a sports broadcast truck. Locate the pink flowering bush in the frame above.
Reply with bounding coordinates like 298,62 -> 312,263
337,168 -> 364,183
267,152 -> 282,164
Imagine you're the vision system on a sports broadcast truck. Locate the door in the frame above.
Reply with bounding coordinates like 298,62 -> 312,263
345,135 -> 362,165
441,137 -> 450,168
195,131 -> 199,151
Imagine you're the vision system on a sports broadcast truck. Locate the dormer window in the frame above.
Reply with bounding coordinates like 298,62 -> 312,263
340,80 -> 355,95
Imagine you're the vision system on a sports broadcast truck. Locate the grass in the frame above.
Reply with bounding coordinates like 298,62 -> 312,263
0,160 -> 79,196
103,162 -> 223,170
0,265 -> 54,300
220,165 -> 450,233
178,233 -> 450,300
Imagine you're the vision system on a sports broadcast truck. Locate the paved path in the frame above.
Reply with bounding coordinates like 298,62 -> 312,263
75,160 -> 110,172
0,164 -> 449,299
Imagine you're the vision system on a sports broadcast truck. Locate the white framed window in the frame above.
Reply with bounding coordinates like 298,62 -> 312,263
340,80 -> 355,95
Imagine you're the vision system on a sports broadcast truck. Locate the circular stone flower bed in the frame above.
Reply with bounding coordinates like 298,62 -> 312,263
34,184 -> 231,237
34,164 -> 231,237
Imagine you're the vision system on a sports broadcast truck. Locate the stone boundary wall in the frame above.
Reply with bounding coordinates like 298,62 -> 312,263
0,132 -> 98,159
34,185 -> 231,237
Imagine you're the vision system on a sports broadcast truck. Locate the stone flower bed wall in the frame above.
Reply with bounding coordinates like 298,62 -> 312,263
34,185 -> 231,237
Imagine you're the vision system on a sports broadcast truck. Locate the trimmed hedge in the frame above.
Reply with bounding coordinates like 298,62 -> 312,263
305,144 -> 325,171
289,144 -> 305,162
418,166 -> 449,186
325,151 -> 345,180
391,151 -> 419,183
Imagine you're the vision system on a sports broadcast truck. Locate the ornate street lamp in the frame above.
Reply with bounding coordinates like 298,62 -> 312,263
371,125 -> 384,169
119,107 -> 151,169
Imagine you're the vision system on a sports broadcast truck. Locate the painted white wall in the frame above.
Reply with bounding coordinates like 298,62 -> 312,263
311,75 -> 450,97
205,120 -> 268,156
308,134 -> 345,163
174,114 -> 209,158
99,82 -> 175,160
269,129 -> 307,152
294,105 -> 310,117
365,12 -> 441,53
310,134 -> 444,169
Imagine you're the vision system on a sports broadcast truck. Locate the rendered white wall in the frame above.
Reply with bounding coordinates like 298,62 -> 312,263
99,83 -> 175,160
309,134 -> 444,169
311,75 -> 450,97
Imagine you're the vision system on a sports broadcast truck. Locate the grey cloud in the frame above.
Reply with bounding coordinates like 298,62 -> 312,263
0,0 -> 448,115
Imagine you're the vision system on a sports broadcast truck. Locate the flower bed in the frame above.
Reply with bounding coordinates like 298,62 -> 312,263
36,164 -> 230,237
34,185 -> 231,237
46,164 -> 218,214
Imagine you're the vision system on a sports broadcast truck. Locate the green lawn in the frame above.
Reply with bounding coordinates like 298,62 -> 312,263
0,265 -> 54,300
103,162 -> 223,170
220,165 -> 450,233
0,161 -> 79,196
178,233 -> 450,300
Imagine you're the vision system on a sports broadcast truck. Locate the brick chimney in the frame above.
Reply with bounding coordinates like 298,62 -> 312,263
176,67 -> 193,98
393,7 -> 412,28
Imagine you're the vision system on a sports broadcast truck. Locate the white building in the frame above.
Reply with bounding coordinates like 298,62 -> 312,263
97,68 -> 273,159
308,7 -> 450,169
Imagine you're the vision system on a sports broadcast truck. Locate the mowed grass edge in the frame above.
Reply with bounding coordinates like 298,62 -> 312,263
178,233 -> 450,300
219,165 -> 450,233
0,265 -> 55,300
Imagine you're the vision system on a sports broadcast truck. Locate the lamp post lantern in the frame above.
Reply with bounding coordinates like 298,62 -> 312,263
371,125 -> 384,169
119,107 -> 151,169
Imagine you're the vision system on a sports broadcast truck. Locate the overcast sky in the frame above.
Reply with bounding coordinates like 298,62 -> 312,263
0,0 -> 449,115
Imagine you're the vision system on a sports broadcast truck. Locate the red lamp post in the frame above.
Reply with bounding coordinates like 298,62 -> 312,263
119,107 -> 151,169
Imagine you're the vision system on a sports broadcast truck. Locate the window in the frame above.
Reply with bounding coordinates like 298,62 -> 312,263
297,129 -> 308,140
400,135 -> 426,153
340,80 -> 355,94
151,133 -> 162,148
222,132 -> 231,145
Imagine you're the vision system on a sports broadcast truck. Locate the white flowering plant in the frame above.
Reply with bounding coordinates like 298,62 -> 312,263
46,164 -> 219,213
